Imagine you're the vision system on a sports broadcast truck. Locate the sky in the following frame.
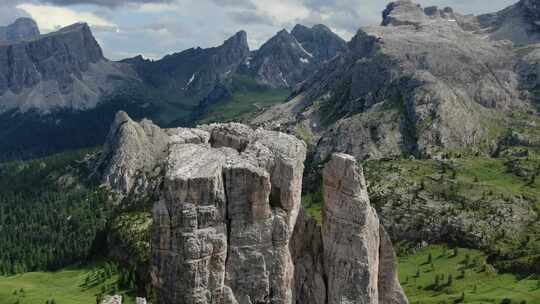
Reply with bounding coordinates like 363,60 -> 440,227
0,0 -> 517,61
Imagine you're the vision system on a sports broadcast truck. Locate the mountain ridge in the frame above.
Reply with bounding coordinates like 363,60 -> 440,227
253,0 -> 537,164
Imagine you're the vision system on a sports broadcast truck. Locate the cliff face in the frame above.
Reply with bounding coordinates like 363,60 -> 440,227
241,25 -> 347,88
99,112 -> 407,304
0,18 -> 40,44
0,22 -> 138,114
292,154 -> 408,304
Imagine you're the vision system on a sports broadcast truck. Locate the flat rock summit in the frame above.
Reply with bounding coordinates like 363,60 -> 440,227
96,111 -> 408,304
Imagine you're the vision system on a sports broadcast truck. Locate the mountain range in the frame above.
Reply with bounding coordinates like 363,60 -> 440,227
0,0 -> 539,164
255,0 -> 540,164
0,19 -> 346,160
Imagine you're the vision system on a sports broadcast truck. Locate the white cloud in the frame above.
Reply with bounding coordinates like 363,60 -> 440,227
134,2 -> 176,12
17,4 -> 117,33
251,0 -> 310,24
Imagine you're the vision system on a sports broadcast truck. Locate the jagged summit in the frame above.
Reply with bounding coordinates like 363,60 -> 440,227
291,23 -> 347,61
0,17 -> 40,44
220,30 -> 250,52
381,0 -> 466,28
244,24 -> 346,88
381,0 -> 429,26
0,21 -> 136,114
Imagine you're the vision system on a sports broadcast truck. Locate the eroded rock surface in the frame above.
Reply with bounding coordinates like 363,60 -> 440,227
253,0 -> 532,162
100,112 -> 407,304
0,22 -> 138,114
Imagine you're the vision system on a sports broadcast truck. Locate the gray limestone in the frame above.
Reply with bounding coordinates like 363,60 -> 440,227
99,112 -> 408,304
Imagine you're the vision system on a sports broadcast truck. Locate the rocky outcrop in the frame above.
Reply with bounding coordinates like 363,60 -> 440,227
153,123 -> 306,304
322,154 -> 380,303
382,0 -> 429,26
0,22 -> 138,114
0,18 -> 40,44
290,154 -> 408,304
100,295 -> 122,304
99,112 -> 407,304
96,111 -> 170,197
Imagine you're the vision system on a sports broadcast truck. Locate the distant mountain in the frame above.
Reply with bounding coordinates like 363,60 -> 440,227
254,0 -> 540,162
0,18 -> 40,44
121,24 -> 346,124
0,20 -> 146,160
0,22 -> 139,114
121,31 -> 251,124
475,0 -> 540,45
0,18 -> 346,160
239,24 -> 347,88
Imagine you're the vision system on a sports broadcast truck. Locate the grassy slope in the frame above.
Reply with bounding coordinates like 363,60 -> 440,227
197,74 -> 291,124
198,89 -> 290,124
399,245 -> 540,304
0,265 -> 135,304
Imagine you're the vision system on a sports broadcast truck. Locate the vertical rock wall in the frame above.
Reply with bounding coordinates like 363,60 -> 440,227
151,123 -> 307,304
322,153 -> 381,304
99,112 -> 407,304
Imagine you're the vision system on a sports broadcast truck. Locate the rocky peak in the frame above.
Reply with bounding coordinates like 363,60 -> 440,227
99,112 -> 408,304
124,31 -> 250,117
220,30 -> 250,59
0,17 -> 40,44
291,24 -> 347,62
246,25 -> 345,88
381,0 -> 429,26
381,1 -> 461,27
0,21 -> 134,114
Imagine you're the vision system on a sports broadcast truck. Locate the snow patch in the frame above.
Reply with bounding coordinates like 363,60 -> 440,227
184,73 -> 196,89
297,42 -> 313,58
278,72 -> 289,87
300,58 -> 309,64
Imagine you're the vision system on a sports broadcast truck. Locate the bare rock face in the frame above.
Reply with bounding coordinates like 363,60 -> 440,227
153,123 -> 306,304
322,153 -> 381,304
96,111 -> 170,197
290,208 -> 325,304
254,0 -> 525,161
241,25 -> 346,89
290,153 -> 408,304
0,22 -> 138,114
101,295 -> 122,304
382,0 -> 429,26
0,18 -> 40,44
99,112 -> 407,304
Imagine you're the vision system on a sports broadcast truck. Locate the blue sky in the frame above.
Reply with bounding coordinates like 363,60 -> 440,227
0,0 -> 517,60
